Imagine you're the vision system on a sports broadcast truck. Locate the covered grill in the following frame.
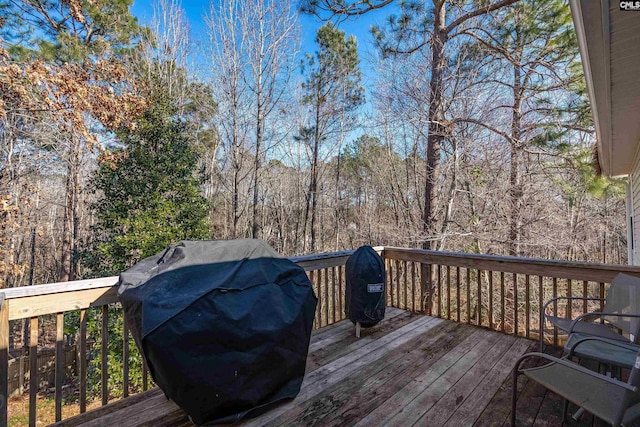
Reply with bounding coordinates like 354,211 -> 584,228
117,239 -> 317,425
345,245 -> 386,330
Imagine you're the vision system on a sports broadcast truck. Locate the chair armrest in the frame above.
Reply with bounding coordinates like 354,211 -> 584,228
566,335 -> 639,360
540,297 -> 606,350
514,352 -> 637,392
569,312 -> 640,334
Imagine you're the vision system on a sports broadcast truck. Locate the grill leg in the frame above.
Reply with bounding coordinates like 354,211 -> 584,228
356,322 -> 361,338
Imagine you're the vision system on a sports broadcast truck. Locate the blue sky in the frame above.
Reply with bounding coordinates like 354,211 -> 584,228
128,0 -> 396,148
129,0 -> 391,75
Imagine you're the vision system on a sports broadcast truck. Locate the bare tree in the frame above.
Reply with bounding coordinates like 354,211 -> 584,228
205,0 -> 252,238
240,0 -> 299,239
299,23 -> 364,252
205,0 -> 299,239
301,0 -> 519,250
140,0 -> 191,110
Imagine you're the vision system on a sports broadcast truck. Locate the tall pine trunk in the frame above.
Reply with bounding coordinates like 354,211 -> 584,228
509,51 -> 523,257
422,6 -> 447,251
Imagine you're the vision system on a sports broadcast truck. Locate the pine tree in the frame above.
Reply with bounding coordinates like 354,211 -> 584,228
299,23 -> 364,252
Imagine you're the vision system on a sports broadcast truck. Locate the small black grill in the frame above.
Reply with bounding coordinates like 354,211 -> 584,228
345,245 -> 386,335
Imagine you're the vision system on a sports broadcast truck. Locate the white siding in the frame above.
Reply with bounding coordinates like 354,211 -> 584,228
630,152 -> 640,265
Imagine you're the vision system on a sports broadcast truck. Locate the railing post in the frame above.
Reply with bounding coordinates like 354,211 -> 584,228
1,293 -> 9,427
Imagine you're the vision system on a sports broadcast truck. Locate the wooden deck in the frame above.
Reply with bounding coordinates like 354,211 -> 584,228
51,308 -> 609,426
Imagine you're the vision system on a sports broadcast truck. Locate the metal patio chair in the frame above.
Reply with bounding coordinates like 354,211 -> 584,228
540,273 -> 640,351
565,334 -> 639,371
511,350 -> 640,426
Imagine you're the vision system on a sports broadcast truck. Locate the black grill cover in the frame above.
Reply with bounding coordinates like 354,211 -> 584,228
117,239 -> 317,425
344,246 -> 385,327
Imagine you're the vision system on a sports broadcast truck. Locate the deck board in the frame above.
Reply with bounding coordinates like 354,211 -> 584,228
51,311 -> 613,427
266,321 -> 474,427
373,329 -> 511,426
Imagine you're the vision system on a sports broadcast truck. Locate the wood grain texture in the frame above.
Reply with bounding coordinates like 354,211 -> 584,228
382,247 -> 640,282
307,307 -> 404,354
7,287 -> 118,321
358,328 -> 505,426
267,321 -> 475,427
243,316 -> 444,427
49,313 -> 605,427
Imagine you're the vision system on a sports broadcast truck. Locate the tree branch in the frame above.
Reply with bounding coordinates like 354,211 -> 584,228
444,0 -> 520,35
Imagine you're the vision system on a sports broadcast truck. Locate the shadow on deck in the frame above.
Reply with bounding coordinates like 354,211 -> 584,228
51,308 -> 610,426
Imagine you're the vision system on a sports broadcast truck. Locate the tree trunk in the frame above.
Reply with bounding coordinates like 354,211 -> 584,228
309,132 -> 319,253
60,137 -> 80,282
334,150 -> 341,250
422,5 -> 447,251
308,90 -> 322,253
252,78 -> 263,239
509,54 -> 523,257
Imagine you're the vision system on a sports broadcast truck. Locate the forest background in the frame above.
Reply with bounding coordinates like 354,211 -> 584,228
0,0 -> 627,290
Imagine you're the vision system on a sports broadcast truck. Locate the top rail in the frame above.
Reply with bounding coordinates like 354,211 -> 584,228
2,246 -> 638,321
382,247 -> 640,282
0,249 -> 385,322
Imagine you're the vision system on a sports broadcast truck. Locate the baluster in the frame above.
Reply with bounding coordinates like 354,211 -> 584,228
403,261 -> 408,310
566,279 -> 573,321
331,266 -> 337,324
513,273 -> 518,336
142,359 -> 149,391
437,265 -> 442,318
466,268 -> 471,324
29,316 -> 37,427
456,267 -> 461,322
411,262 -> 417,312
425,264 -> 432,315
338,265 -> 344,320
552,278 -> 558,346
323,268 -> 329,327
477,270 -> 482,326
446,266 -> 451,320
488,272 -> 493,331
310,271 -> 319,328
525,275 -> 530,339
79,309 -> 87,413
55,312 -> 64,422
123,317 -> 129,398
102,305 -> 109,405
500,272 -> 505,333
1,295 -> 9,427
538,276 -> 544,348
389,261 -> 395,308
395,260 -> 401,308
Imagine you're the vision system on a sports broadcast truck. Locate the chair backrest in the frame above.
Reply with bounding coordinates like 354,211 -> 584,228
604,273 -> 640,341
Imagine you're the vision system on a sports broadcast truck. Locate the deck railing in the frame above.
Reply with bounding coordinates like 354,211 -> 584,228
382,247 -> 640,343
2,246 -> 640,427
0,250 -> 364,427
